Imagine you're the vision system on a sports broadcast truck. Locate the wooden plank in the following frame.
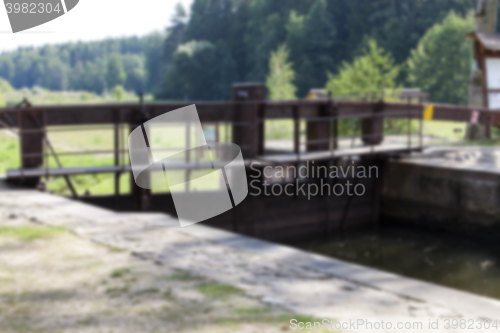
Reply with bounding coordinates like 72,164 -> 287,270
0,100 -> 497,127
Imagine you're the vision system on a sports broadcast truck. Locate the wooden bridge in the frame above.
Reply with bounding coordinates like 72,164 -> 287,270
0,84 -> 497,241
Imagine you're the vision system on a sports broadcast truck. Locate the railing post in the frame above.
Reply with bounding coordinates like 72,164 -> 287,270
306,101 -> 331,152
129,108 -> 151,211
114,109 -> 122,210
231,83 -> 265,158
361,101 -> 384,145
18,107 -> 43,187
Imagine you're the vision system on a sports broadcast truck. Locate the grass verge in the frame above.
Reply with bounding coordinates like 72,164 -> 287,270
0,226 -> 66,241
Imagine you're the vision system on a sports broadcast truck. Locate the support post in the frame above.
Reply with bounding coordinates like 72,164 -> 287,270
306,101 -> 332,152
114,109 -> 121,210
361,101 -> 384,145
129,107 -> 151,211
231,83 -> 265,158
18,108 -> 43,187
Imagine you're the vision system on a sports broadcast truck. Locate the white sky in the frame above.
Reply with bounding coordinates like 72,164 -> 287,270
0,0 -> 194,53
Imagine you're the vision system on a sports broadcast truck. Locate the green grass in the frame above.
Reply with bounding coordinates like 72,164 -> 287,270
110,267 -> 130,278
0,132 -> 20,174
0,128 -> 132,196
0,86 -> 147,197
4,88 -> 152,107
133,287 -> 160,296
234,306 -> 269,317
107,246 -> 126,253
264,118 -> 471,143
197,282 -> 243,298
0,120 -> 227,196
230,307 -> 336,331
421,120 -> 467,140
0,226 -> 66,241
266,119 -> 295,140
162,288 -> 174,300
105,286 -> 129,297
168,272 -> 198,281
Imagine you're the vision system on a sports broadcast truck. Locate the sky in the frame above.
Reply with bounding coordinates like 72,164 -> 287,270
0,0 -> 194,53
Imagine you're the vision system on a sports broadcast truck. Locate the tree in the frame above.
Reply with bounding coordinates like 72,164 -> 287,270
113,85 -> 125,101
121,54 -> 146,93
244,0 -> 315,82
407,11 -> 474,105
42,58 -> 67,90
157,3 -> 189,98
164,3 -> 188,65
160,40 -> 236,101
0,0 -> 478,98
185,0 -> 233,43
0,58 -> 15,83
326,39 -> 400,101
143,33 -> 166,93
297,0 -> 336,94
0,78 -> 10,107
106,54 -> 126,89
0,78 -> 13,93
266,45 -> 297,100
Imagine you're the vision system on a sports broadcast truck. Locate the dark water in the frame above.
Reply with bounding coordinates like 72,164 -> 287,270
295,224 -> 500,300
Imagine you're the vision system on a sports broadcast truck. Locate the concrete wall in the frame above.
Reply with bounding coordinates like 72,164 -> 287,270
382,159 -> 500,239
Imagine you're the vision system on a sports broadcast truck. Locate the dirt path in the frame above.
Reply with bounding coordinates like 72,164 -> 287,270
0,218 -> 324,333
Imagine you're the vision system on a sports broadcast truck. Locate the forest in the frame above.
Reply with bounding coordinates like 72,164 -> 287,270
0,0 -> 486,105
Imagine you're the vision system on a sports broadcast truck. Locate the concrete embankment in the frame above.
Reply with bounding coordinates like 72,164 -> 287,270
382,147 -> 500,240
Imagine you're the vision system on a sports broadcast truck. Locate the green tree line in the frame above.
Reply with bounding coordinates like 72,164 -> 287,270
0,33 -> 165,94
0,0 -> 479,104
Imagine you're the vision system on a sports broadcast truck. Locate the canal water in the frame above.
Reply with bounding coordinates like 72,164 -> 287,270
294,224 -> 500,299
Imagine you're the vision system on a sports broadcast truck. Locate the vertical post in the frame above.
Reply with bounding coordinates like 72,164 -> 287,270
231,83 -> 266,158
231,83 -> 265,235
407,100 -> 412,150
481,53 -> 492,139
306,101 -> 331,152
293,104 -> 300,155
361,101 -> 384,146
419,102 -> 424,150
129,106 -> 151,211
331,100 -> 338,150
114,109 -> 120,210
18,108 -> 43,187
43,110 -> 48,184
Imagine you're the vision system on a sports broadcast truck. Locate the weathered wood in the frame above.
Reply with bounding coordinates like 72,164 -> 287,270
306,101 -> 332,152
361,101 -> 384,145
129,109 -> 151,211
18,108 -> 44,187
232,84 -> 266,158
0,100 -> 497,126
